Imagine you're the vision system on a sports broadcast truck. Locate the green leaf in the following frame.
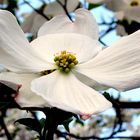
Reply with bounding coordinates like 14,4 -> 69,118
63,123 -> 70,132
103,92 -> 112,100
39,118 -> 46,129
15,118 -> 41,134
0,102 -> 10,109
75,118 -> 84,126
88,3 -> 101,10
63,118 -> 73,132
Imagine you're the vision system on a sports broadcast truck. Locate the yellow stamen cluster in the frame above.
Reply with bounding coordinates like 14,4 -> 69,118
54,51 -> 78,73
130,0 -> 139,6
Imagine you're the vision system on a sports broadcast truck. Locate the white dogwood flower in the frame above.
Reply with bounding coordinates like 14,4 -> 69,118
1,8 -> 140,115
106,0 -> 140,23
0,8 -> 112,115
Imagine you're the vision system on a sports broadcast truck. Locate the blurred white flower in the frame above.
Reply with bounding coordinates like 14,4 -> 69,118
86,0 -> 105,4
21,0 -> 80,37
106,0 -> 140,23
1,8 -> 140,115
116,24 -> 128,36
4,109 -> 38,140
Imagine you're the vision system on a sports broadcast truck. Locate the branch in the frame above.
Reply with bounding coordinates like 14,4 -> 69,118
23,0 -> 50,20
56,0 -> 73,21
115,100 -> 140,109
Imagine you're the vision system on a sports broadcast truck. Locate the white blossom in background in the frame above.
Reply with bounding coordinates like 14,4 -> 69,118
114,11 -> 128,36
1,8 -> 140,116
88,0 -> 140,42
105,0 -> 140,23
116,24 -> 128,36
0,109 -> 37,140
86,0 -> 105,4
21,0 -> 80,37
70,109 -> 140,139
85,0 -> 140,23
69,120 -> 102,138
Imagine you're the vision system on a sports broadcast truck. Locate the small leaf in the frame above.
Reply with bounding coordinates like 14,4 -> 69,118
63,123 -> 70,132
88,3 -> 101,10
15,118 -> 41,133
75,118 -> 84,126
96,119 -> 102,124
103,92 -> 112,100
39,118 -> 46,129
63,118 -> 73,132
0,102 -> 9,109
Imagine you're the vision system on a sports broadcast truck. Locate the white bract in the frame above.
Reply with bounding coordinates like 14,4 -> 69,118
116,24 -> 128,36
86,0 -> 105,4
21,0 -> 79,37
106,0 -> 140,23
1,8 -> 140,115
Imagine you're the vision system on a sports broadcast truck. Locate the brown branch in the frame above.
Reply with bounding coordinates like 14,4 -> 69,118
115,100 -> 140,109
23,0 -> 50,20
56,0 -> 73,21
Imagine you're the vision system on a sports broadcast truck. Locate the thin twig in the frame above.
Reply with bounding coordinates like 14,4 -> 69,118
23,0 -> 50,20
99,38 -> 107,46
56,0 -> 73,21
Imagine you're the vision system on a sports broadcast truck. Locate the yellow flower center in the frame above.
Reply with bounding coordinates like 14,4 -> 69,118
130,0 -> 139,6
54,51 -> 78,73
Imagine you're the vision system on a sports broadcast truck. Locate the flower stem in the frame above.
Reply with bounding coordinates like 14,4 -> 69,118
45,126 -> 57,140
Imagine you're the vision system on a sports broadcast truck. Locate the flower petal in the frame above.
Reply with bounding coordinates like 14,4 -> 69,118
0,10 -> 53,72
0,80 -> 21,92
76,30 -> 140,91
116,24 -> 127,36
115,11 -> 125,20
105,0 -> 126,11
86,0 -> 105,4
0,72 -> 48,107
31,71 -> 112,114
21,11 -> 38,33
30,14 -> 48,37
72,70 -> 108,91
30,33 -> 101,63
21,11 -> 48,37
123,0 -> 137,5
124,7 -> 140,23
38,8 -> 99,40
44,0 -> 79,16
